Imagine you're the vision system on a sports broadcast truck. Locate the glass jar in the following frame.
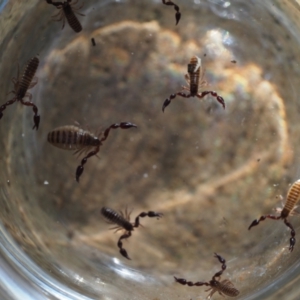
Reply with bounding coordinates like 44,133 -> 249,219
1,0 -> 300,299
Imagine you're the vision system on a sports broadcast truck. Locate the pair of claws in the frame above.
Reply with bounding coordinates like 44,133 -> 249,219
0,99 -> 40,131
75,122 -> 137,182
162,0 -> 181,25
248,215 -> 296,252
162,90 -> 225,112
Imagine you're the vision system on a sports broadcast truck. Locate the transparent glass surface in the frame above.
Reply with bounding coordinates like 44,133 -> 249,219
1,0 -> 300,299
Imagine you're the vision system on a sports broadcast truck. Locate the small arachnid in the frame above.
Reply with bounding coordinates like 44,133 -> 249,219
162,0 -> 181,25
162,56 -> 225,112
46,0 -> 84,33
0,56 -> 40,130
174,253 -> 239,299
248,179 -> 300,252
47,122 -> 137,182
101,206 -> 163,260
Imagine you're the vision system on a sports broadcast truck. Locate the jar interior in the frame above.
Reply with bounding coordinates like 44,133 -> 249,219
1,0 -> 300,299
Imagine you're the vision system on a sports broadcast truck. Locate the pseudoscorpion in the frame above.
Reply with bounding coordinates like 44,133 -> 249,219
47,122 -> 137,182
0,55 -> 40,130
46,0 -> 84,33
101,206 -> 163,260
174,253 -> 239,298
249,179 -> 300,252
162,56 -> 225,112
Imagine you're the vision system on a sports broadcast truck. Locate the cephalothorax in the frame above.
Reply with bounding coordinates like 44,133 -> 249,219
162,56 -> 225,112
101,206 -> 163,260
0,56 -> 40,130
248,179 -> 300,252
174,253 -> 239,299
47,122 -> 137,182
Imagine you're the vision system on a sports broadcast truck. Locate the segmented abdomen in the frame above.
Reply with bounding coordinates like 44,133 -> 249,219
47,125 -> 100,150
101,207 -> 133,231
188,56 -> 201,95
17,56 -> 39,99
215,280 -> 240,297
284,179 -> 300,214
63,4 -> 82,33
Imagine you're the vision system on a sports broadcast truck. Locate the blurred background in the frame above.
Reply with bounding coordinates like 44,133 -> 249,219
1,0 -> 300,299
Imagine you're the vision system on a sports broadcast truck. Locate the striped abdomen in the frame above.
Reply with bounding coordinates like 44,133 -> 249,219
101,207 -> 133,231
47,125 -> 100,151
282,179 -> 300,218
17,56 -> 39,99
63,3 -> 82,33
187,56 -> 201,96
213,280 -> 240,297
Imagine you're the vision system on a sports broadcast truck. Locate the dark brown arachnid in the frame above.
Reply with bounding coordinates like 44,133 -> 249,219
101,206 -> 163,260
47,122 -> 137,182
0,56 -> 40,130
46,0 -> 84,33
162,0 -> 181,25
162,56 -> 225,112
249,179 -> 300,252
174,253 -> 239,298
